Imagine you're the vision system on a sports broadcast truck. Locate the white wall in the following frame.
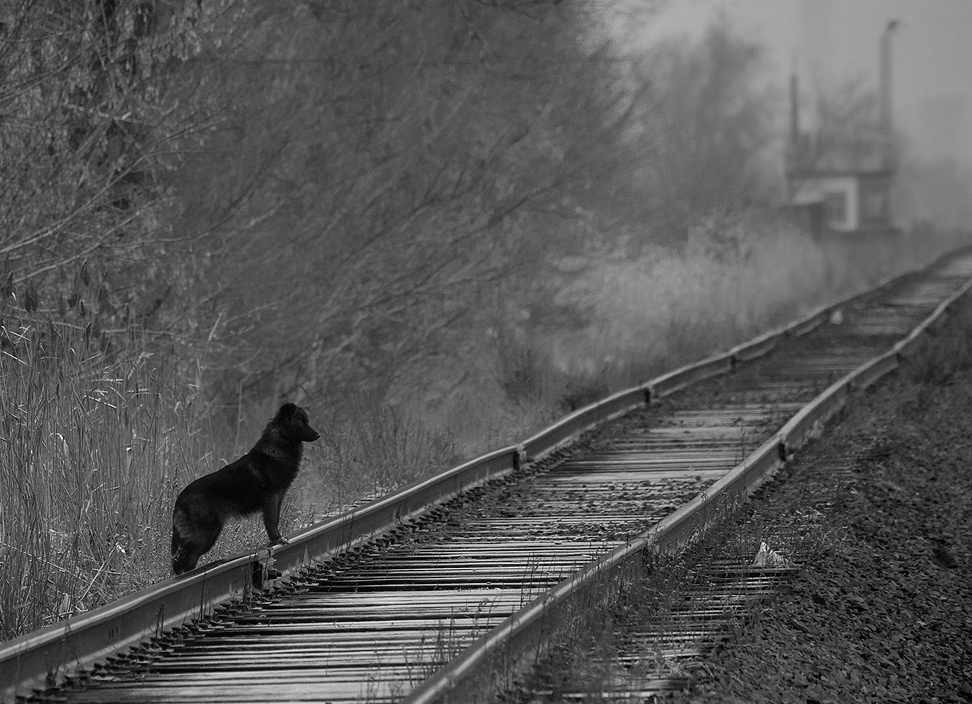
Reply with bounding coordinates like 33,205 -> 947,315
792,175 -> 858,230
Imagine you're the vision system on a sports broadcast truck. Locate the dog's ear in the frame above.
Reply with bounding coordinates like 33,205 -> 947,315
278,402 -> 297,419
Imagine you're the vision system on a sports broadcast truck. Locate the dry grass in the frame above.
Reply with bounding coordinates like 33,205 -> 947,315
491,219 -> 972,423
905,303 -> 972,387
0,314 -> 459,641
487,218 -> 902,426
571,223 -> 828,380
0,315 -> 202,639
305,394 -> 460,516
1,219 -> 966,645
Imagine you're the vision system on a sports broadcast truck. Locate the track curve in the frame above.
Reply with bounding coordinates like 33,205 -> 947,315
5,248 -> 972,704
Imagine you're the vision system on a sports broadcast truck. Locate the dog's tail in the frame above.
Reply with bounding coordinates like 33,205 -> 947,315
170,518 -> 194,575
171,497 -> 224,575
171,502 -> 207,575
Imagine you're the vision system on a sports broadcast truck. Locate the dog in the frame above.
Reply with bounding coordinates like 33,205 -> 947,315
171,402 -> 320,575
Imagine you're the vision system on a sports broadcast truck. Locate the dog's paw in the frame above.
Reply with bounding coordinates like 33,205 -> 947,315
273,536 -> 290,546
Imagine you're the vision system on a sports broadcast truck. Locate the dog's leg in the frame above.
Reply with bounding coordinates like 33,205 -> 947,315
275,492 -> 289,544
262,492 -> 288,545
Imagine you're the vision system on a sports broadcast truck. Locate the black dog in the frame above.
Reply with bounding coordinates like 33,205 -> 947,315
171,402 -> 320,575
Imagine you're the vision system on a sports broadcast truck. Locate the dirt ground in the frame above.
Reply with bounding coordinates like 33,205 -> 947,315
665,333 -> 972,703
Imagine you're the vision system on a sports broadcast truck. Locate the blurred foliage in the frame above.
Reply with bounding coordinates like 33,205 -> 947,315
627,22 -> 778,248
0,0 -> 224,338
168,0 -> 650,412
1,1 -> 789,420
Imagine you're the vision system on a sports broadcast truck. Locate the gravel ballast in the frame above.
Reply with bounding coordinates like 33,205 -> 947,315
503,298 -> 972,704
668,322 -> 972,703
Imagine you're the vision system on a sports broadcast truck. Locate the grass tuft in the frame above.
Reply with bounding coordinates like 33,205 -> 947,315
905,305 -> 972,386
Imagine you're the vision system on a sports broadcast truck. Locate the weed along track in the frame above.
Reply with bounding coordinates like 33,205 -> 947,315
4,249 -> 972,704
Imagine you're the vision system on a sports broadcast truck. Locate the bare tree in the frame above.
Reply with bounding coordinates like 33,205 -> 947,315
813,78 -> 883,168
164,0 -> 648,410
0,0 -> 226,340
630,21 -> 777,246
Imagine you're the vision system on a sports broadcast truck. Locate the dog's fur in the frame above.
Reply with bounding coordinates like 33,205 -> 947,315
170,402 -> 320,575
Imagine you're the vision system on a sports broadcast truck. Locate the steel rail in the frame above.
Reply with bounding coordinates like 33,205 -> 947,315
0,447 -> 522,701
404,257 -> 972,704
1,244 -> 969,702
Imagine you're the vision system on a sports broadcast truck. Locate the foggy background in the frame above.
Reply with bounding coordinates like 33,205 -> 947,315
632,0 -> 972,226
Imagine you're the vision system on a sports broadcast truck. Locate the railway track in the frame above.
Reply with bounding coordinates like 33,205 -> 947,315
4,247 -> 972,704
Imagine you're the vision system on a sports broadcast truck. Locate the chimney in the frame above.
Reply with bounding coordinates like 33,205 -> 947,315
879,20 -> 900,139
790,70 -> 800,147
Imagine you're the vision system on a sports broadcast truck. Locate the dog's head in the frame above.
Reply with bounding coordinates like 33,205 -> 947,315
276,402 -> 321,443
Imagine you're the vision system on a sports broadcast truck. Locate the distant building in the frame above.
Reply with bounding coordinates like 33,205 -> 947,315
785,127 -> 896,234
784,20 -> 900,237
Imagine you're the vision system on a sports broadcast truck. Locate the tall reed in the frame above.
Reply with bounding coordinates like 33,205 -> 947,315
0,311 -> 203,641
0,306 -> 461,641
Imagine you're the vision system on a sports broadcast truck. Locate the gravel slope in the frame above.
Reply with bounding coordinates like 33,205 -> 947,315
668,322 -> 972,703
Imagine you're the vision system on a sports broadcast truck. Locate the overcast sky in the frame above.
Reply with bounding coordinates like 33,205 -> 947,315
630,0 -> 972,168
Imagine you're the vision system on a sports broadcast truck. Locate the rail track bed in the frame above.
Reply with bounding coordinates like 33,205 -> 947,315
7,250 -> 972,704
